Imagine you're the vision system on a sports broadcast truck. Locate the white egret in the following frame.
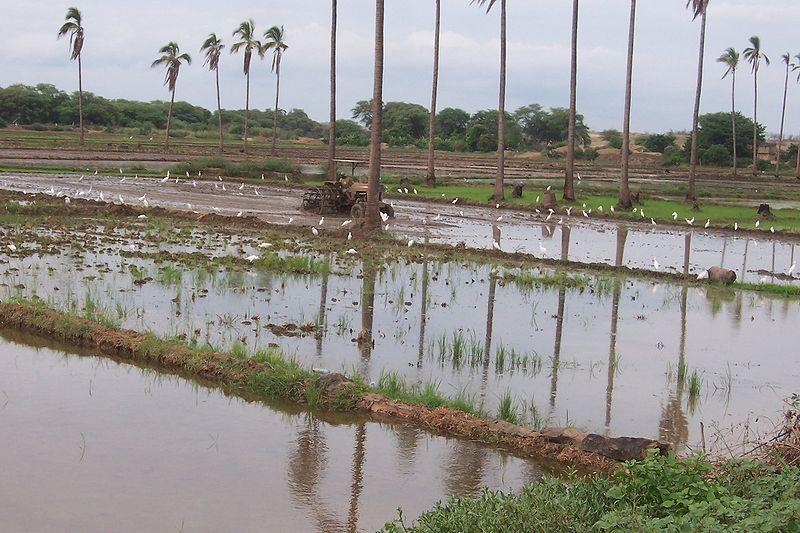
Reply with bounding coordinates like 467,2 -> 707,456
311,227 -> 319,236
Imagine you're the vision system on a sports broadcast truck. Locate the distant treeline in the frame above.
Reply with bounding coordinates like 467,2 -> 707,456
0,84 -> 595,155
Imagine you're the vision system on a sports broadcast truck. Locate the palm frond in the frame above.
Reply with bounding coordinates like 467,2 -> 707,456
717,47 -> 739,79
685,0 -> 709,20
471,0 -> 499,13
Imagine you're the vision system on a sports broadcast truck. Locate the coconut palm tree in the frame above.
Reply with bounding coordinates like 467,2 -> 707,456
425,0 -> 442,187
472,0 -> 506,203
685,0 -> 709,204
775,53 -> 792,177
231,20 -> 263,154
795,56 -> 800,179
201,34 -> 225,154
264,25 -> 289,156
57,7 -> 86,145
717,47 -> 740,177
365,0 -> 386,231
564,0 -> 579,202
150,42 -> 191,152
618,0 -> 637,209
327,0 -> 338,180
743,36 -> 769,176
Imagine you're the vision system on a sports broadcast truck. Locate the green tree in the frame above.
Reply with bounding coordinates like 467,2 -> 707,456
515,105 -> 589,147
436,108 -> 470,138
201,33 -> 225,153
57,7 -> 86,144
150,42 -> 191,151
230,19 -> 263,154
717,47 -> 740,176
334,120 -> 369,146
264,25 -> 289,155
466,110 -> 521,152
639,133 -> 676,153
352,100 -> 373,127
743,36 -> 769,176
695,111 -> 762,158
472,0 -> 507,202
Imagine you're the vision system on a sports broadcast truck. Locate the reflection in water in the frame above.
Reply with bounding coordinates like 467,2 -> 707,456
659,283 -> 690,450
683,232 -> 692,276
443,441 -> 489,499
605,227 -> 628,432
316,257 -> 331,358
418,253 -> 429,367
358,264 -> 378,367
741,238 -> 750,281
550,225 -> 571,412
720,237 -> 727,267
347,424 -> 367,533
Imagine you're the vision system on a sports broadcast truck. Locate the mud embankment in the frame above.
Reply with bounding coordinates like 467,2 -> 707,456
0,300 -> 667,470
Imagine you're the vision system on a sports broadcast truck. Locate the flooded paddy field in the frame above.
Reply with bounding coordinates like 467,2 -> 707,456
2,172 -> 799,284
1,210 -> 796,454
0,332 -> 544,532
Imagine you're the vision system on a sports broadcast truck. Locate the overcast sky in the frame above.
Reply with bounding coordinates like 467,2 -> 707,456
4,0 -> 800,134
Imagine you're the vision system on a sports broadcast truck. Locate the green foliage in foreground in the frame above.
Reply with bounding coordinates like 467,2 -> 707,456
385,452 -> 800,532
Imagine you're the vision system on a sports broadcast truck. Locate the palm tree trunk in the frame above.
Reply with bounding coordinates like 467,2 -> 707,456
77,54 -> 85,145
216,67 -> 224,153
272,64 -> 281,156
564,0 -> 579,202
165,89 -> 175,152
752,66 -> 759,176
776,61 -> 790,178
618,0 -> 636,209
731,70 -> 737,177
686,9 -> 706,204
494,0 -> 507,203
365,0 -> 385,231
244,72 -> 250,155
425,0 -> 442,187
327,0 -> 338,180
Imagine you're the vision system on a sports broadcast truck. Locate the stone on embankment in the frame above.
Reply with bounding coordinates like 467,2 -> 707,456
579,434 -> 670,462
541,427 -> 588,447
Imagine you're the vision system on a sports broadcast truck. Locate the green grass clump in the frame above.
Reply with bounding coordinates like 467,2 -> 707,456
497,390 -> 520,425
384,453 -> 800,532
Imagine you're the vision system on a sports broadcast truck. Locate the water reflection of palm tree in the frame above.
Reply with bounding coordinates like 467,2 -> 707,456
605,227 -> 627,432
316,256 -> 331,358
287,415 -> 345,531
358,263 -> 378,368
346,423 -> 367,533
417,257 -> 429,368
720,237 -> 728,267
741,238 -> 750,281
549,226 -> 571,412
658,283 -> 690,450
683,232 -> 692,276
443,441 -> 489,499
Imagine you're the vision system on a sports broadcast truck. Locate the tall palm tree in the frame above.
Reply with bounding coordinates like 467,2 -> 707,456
201,34 -> 225,154
685,0 -> 709,204
425,0 -> 442,187
618,0 -> 637,209
150,42 -> 191,152
743,36 -> 769,176
327,0 -> 338,180
564,0 -> 579,202
472,0 -> 506,203
717,47 -> 740,176
365,0 -> 386,230
775,53 -> 792,178
795,56 -> 800,179
57,7 -> 85,145
231,20 -> 263,155
264,26 -> 289,156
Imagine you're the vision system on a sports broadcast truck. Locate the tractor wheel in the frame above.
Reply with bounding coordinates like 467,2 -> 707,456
350,203 -> 366,220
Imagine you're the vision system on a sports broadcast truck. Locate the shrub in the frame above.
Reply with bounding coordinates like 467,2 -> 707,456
640,133 -> 676,153
661,146 -> 684,167
701,144 -> 732,166
601,129 -> 623,149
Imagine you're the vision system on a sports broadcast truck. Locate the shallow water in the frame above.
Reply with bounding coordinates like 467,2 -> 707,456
0,331 -> 545,532
1,229 -> 796,453
2,172 -> 798,284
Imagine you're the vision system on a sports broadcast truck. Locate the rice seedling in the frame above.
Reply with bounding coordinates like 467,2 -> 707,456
497,390 -> 520,425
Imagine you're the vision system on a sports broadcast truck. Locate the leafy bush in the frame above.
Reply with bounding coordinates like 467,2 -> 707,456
385,453 -> 800,532
640,133 -> 676,153
701,144 -> 732,166
601,129 -> 623,150
662,146 -> 684,167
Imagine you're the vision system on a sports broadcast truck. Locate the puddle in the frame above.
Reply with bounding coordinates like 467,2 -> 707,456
0,331 -> 546,532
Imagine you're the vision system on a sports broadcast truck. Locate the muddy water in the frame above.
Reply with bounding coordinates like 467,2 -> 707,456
0,332 -> 545,532
2,172 -> 798,283
1,236 -> 796,454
